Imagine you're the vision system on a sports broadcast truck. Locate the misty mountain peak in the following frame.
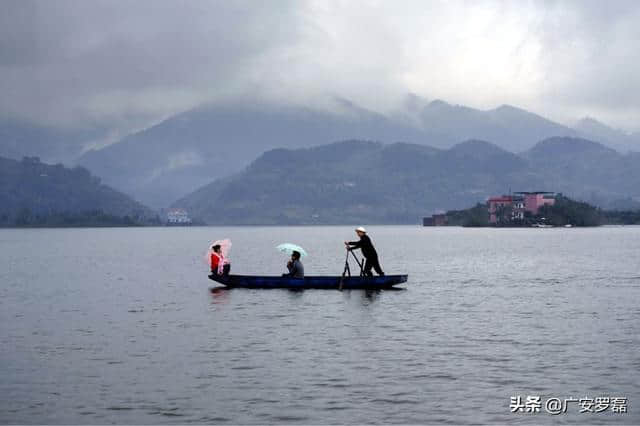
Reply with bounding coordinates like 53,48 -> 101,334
449,139 -> 512,157
527,136 -> 618,158
575,116 -> 630,136
427,99 -> 451,108
491,104 -> 529,115
577,116 -> 602,126
573,116 -> 638,152
402,93 -> 430,111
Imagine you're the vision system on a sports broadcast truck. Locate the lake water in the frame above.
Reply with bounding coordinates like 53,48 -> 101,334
1,225 -> 639,424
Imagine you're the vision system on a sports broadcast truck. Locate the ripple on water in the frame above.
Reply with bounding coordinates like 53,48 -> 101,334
1,226 -> 640,424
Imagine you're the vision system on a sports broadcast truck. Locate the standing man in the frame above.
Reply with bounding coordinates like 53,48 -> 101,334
345,227 -> 384,276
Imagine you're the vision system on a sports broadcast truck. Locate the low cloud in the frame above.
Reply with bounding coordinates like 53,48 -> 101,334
1,0 -> 638,133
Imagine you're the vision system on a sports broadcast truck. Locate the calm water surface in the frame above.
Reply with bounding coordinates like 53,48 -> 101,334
1,226 -> 639,424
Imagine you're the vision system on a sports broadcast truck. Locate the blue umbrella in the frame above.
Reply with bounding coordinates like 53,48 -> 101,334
276,243 -> 308,258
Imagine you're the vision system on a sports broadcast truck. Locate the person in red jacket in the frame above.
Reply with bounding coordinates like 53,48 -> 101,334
210,244 -> 230,276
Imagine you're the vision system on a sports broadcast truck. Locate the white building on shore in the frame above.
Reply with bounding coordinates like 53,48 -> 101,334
166,208 -> 192,225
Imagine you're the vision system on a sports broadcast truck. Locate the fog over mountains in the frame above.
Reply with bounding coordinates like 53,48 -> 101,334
573,117 -> 640,153
77,98 -> 436,207
73,96 -> 638,207
0,118 -> 109,165
2,95 -> 639,211
2,1 -> 638,217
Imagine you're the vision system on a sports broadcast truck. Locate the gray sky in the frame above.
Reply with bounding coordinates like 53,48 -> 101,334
1,0 -> 639,133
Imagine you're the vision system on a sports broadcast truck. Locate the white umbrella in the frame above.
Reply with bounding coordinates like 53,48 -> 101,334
276,243 -> 308,257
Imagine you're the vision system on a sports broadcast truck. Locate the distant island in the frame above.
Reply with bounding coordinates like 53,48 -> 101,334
426,193 -> 640,227
0,156 -> 159,227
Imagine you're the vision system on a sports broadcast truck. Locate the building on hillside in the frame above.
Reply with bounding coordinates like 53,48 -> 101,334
515,192 -> 556,214
488,192 -> 556,224
167,208 -> 192,225
488,196 -> 516,224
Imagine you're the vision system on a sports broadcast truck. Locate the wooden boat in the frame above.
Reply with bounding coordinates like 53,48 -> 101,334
208,273 -> 408,289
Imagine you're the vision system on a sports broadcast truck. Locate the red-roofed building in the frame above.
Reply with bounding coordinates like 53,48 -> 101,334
488,192 -> 555,224
516,192 -> 556,214
488,196 -> 516,224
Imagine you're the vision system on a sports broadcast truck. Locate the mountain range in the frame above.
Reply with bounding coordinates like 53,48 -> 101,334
2,96 -> 638,209
172,137 -> 640,225
77,99 -> 439,207
76,96 -> 639,207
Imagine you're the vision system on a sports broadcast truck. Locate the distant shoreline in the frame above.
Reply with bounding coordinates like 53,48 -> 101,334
2,223 -> 639,230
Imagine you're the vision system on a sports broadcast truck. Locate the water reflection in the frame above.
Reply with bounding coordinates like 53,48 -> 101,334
209,286 -> 230,304
286,289 -> 305,298
209,285 -> 404,307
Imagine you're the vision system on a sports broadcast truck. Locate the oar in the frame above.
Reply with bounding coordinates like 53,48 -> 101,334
339,250 -> 350,290
349,250 -> 364,276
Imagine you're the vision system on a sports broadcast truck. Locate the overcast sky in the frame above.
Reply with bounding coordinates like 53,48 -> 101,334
1,0 -> 639,133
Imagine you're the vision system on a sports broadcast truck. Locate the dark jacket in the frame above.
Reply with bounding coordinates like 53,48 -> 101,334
347,234 -> 378,259
287,259 -> 304,278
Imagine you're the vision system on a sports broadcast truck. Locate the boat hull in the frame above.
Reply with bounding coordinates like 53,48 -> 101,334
208,274 -> 408,289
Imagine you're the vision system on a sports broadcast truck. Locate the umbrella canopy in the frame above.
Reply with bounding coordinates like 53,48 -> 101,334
276,243 -> 308,258
205,238 -> 232,265
211,239 -> 232,257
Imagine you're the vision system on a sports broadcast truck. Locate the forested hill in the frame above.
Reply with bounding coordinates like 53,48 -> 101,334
173,138 -> 640,225
173,139 -> 530,224
0,156 -> 157,226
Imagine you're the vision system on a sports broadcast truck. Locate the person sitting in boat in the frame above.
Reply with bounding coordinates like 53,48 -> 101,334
210,244 -> 230,276
285,250 -> 304,278
344,226 -> 384,276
